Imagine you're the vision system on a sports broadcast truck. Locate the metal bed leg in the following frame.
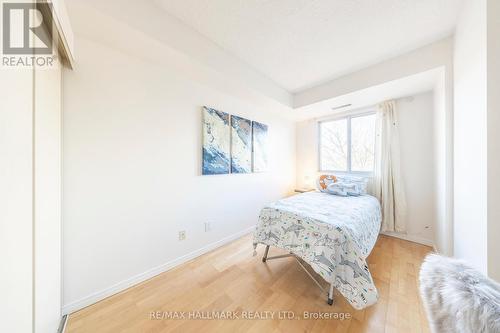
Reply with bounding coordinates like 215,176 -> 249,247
327,282 -> 334,306
260,244 -> 335,306
262,245 -> 270,262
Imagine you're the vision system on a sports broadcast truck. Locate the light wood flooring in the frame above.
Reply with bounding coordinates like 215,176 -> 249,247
66,233 -> 433,333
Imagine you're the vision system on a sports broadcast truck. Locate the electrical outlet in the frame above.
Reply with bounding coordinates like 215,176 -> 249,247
204,222 -> 211,232
178,231 -> 186,241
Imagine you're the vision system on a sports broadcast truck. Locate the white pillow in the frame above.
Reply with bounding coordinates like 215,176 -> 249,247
327,182 -> 362,196
326,183 -> 348,196
342,183 -> 361,196
335,176 -> 368,194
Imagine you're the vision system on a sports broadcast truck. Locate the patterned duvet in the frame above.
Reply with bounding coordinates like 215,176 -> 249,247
253,191 -> 381,309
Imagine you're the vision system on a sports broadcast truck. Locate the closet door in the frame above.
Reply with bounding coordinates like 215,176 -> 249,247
0,1 -> 71,331
34,57 -> 62,333
0,65 -> 35,333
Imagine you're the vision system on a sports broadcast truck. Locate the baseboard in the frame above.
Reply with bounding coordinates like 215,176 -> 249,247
380,231 -> 435,248
57,315 -> 68,333
62,226 -> 255,315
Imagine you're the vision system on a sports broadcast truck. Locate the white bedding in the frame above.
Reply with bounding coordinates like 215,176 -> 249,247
253,191 -> 381,309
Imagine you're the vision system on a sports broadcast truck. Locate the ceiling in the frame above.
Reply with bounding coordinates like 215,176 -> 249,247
155,0 -> 461,93
293,68 -> 442,121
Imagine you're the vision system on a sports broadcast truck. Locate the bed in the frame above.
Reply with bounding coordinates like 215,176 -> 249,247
253,191 -> 381,310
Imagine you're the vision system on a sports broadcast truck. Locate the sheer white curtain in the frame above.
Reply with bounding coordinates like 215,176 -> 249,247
371,100 -> 407,232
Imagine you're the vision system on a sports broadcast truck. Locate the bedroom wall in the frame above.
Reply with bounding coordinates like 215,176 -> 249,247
453,0 -> 500,281
487,0 -> 500,282
296,92 -> 437,246
62,15 -> 296,314
392,93 -> 437,245
453,0 -> 488,275
432,69 -> 454,256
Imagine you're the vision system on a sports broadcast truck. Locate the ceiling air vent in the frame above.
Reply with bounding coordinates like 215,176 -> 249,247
331,104 -> 352,111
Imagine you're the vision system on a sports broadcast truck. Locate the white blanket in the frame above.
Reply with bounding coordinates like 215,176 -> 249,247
253,191 -> 381,309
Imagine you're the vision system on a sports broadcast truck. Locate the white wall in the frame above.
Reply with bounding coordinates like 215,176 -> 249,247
396,94 -> 437,244
62,36 -> 296,313
487,0 -> 500,281
453,0 -> 488,275
295,120 -> 318,189
433,71 -> 452,255
296,92 -> 438,246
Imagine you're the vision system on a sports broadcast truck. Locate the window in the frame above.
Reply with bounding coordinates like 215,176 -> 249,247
319,113 -> 376,173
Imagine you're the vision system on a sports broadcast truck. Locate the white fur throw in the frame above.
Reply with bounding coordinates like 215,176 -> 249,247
419,254 -> 500,333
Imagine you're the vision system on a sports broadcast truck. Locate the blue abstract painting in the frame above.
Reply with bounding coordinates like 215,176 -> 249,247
231,115 -> 252,173
202,106 -> 230,175
252,121 -> 268,172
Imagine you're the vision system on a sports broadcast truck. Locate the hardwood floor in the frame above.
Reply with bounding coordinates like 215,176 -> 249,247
66,234 -> 433,333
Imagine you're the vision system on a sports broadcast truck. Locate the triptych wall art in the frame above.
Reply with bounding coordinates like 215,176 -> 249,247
202,106 -> 268,175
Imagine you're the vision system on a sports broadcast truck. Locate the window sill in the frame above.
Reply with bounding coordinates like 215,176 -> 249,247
319,171 -> 373,178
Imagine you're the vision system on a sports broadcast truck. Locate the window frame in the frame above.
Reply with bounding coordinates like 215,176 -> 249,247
318,110 -> 376,175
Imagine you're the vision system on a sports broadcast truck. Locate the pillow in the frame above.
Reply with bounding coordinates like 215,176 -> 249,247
342,182 -> 361,196
317,174 -> 337,192
327,182 -> 361,196
326,183 -> 348,196
335,175 -> 368,194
